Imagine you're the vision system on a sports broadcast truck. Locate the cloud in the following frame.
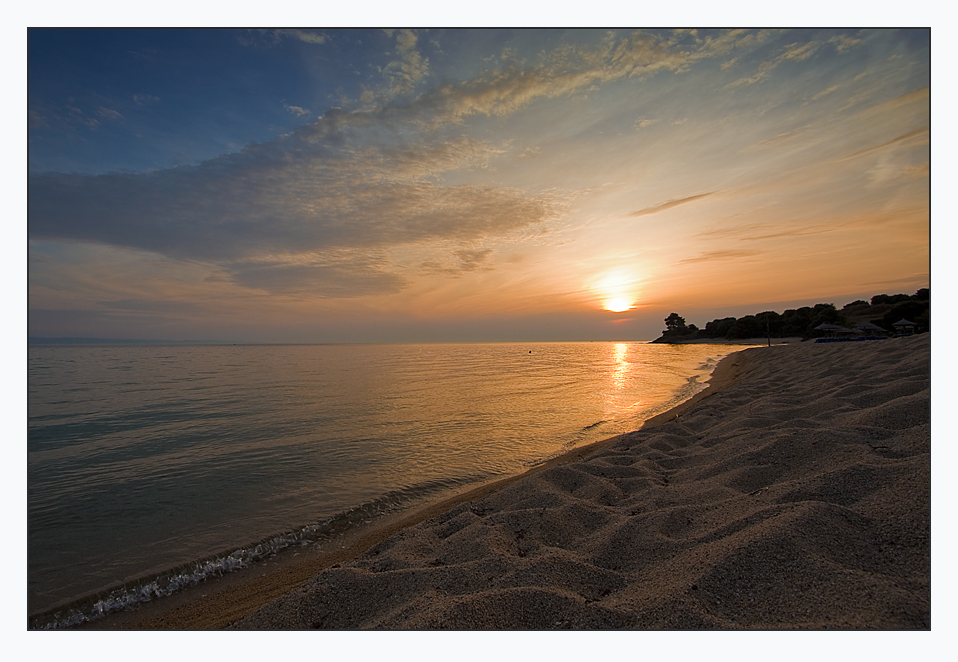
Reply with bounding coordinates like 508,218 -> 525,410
226,260 -> 406,297
456,248 -> 492,270
753,124 -> 813,148
829,34 -> 862,52
284,104 -> 311,117
400,30 -> 760,125
726,60 -> 778,88
32,101 -> 126,132
856,86 -> 928,117
26,30 -> 774,298
382,29 -> 429,98
678,249 -> 763,264
781,42 -> 818,62
396,29 -> 417,54
628,192 -> 716,217
29,133 -> 564,295
834,128 -> 929,163
97,299 -> 200,314
421,248 -> 494,277
96,107 -> 123,121
132,94 -> 160,105
697,222 -> 838,242
240,29 -> 328,47
282,29 -> 327,45
634,118 -> 656,129
811,85 -> 840,101
726,33 -> 854,88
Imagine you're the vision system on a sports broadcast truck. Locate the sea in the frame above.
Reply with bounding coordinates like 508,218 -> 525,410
27,341 -> 747,628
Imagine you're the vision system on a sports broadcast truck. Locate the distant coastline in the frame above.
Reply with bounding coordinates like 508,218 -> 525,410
651,289 -> 929,344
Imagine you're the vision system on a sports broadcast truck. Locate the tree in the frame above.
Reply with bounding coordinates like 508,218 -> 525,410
704,316 -> 737,338
663,313 -> 688,336
728,315 -> 762,339
882,300 -> 930,332
812,303 -> 840,324
871,293 -> 911,306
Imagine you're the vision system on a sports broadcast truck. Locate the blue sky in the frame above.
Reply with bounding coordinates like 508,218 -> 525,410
27,28 -> 930,342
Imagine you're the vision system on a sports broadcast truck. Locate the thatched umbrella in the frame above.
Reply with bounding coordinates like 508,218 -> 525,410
892,319 -> 917,334
814,322 -> 854,335
855,321 -> 887,335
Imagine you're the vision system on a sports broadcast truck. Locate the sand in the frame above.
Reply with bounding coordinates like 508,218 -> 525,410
218,334 -> 929,630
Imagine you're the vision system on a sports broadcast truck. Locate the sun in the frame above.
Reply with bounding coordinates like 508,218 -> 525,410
591,269 -> 642,313
604,297 -> 632,313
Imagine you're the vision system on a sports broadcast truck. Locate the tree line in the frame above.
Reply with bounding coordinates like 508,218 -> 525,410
659,288 -> 929,341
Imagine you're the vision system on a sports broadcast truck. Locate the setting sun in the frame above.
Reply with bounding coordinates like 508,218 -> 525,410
605,297 -> 632,313
593,270 -> 640,314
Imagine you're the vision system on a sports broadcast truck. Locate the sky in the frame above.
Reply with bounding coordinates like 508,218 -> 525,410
27,28 -> 930,342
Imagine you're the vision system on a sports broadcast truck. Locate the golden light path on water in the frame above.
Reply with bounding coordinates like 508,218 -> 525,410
603,342 -> 648,422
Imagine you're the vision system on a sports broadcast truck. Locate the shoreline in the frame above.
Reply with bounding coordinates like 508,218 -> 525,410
71,336 -> 929,629
66,345 -> 752,630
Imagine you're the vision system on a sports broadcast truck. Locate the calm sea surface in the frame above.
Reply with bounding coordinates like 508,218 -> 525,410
28,341 -> 745,626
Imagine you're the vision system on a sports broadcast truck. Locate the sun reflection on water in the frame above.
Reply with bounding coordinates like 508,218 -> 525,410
612,342 -> 629,390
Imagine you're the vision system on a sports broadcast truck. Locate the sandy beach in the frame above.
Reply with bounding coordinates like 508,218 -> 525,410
97,334 -> 929,629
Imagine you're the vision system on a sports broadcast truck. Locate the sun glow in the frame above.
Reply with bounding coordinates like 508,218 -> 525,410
605,297 -> 632,313
593,270 -> 640,313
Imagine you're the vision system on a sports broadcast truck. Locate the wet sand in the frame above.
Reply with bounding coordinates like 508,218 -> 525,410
96,335 -> 930,629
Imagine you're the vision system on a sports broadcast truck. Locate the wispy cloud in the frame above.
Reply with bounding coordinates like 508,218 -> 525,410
226,255 -> 406,297
96,106 -> 123,121
398,30 -> 758,125
240,29 -> 329,47
834,128 -> 929,162
420,248 -> 494,277
284,104 -> 311,117
97,299 -> 200,314
678,249 -> 763,264
753,125 -> 813,148
727,33 -> 860,88
280,29 -> 328,45
697,222 -> 838,242
811,85 -> 840,101
829,34 -> 862,52
628,192 -> 716,217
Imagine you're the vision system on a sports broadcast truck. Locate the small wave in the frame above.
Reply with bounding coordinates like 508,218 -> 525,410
30,473 -> 491,630
30,532 -> 309,630
580,420 -> 606,431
